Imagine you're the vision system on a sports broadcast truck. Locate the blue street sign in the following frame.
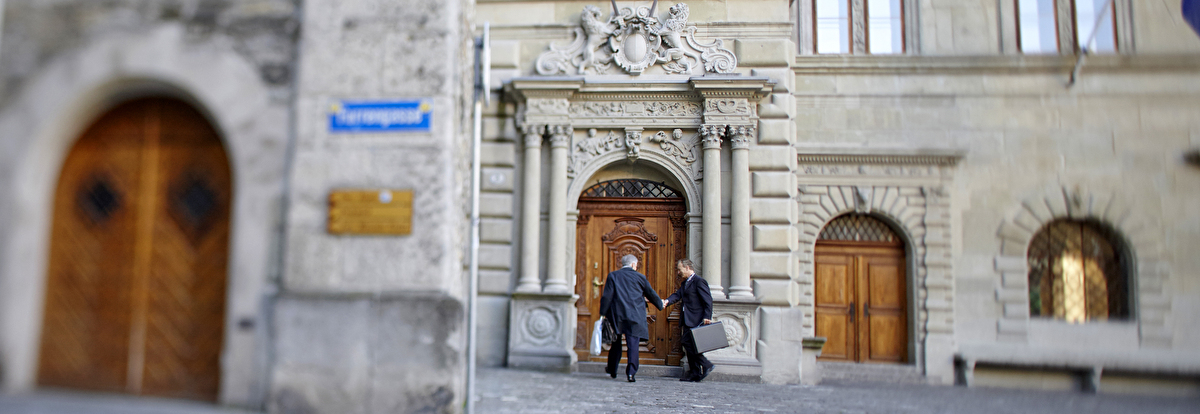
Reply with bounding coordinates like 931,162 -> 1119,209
1185,0 -> 1200,38
329,99 -> 432,133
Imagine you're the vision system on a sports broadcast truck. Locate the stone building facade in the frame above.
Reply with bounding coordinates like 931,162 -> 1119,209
0,0 -> 1198,412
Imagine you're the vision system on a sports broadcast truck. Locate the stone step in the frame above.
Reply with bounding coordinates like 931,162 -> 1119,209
819,361 -> 927,385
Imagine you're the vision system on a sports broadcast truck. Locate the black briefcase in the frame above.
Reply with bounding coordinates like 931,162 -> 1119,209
690,322 -> 729,354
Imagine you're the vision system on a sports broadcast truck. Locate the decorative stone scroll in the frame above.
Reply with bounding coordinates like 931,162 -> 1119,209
535,2 -> 737,76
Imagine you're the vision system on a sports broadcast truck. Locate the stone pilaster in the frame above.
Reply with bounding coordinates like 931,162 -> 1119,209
544,125 -> 572,293
517,124 -> 545,293
700,124 -> 725,297
728,125 -> 755,299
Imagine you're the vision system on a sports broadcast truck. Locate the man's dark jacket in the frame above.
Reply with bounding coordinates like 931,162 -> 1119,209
599,266 -> 664,339
665,274 -> 712,329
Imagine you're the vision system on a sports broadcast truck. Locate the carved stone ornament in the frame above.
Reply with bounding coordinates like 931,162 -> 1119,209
535,2 -> 737,76
624,128 -> 643,162
648,129 -> 698,164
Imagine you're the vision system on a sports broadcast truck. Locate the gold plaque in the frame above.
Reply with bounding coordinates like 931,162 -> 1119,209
328,189 -> 413,235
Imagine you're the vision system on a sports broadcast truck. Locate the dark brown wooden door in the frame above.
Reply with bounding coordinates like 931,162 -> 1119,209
38,97 -> 230,401
574,196 -> 686,366
815,242 -> 907,363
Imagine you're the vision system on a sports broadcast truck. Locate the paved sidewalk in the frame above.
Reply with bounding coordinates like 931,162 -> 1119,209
2,368 -> 1196,413
475,368 -> 1200,414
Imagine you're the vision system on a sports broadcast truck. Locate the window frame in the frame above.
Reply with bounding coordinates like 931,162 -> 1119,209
1025,218 -> 1136,324
796,0 -> 919,55
1004,0 -> 1133,54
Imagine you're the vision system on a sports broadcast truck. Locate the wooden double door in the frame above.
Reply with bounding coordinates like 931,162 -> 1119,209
814,242 -> 908,363
38,97 -> 230,401
574,196 -> 687,366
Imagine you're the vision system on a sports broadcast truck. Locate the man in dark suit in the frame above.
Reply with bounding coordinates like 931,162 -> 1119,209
662,258 -> 714,382
599,254 -> 664,382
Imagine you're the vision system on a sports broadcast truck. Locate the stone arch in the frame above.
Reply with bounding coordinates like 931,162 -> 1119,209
798,184 -> 954,373
567,149 -> 701,217
992,186 -> 1171,347
0,24 -> 285,403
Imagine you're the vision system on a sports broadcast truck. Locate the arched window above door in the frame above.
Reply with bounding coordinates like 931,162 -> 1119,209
1027,219 -> 1131,323
818,213 -> 900,244
581,179 -> 681,199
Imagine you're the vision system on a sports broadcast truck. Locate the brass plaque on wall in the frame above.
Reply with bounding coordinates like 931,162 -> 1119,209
328,189 -> 413,235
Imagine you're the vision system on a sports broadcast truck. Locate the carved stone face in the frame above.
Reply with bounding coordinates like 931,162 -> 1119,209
669,3 -> 689,21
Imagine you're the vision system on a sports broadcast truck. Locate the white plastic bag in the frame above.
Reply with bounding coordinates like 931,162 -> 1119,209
589,318 -> 604,356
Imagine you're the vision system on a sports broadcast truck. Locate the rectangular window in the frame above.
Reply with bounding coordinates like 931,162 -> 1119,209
1074,0 -> 1116,52
1017,0 -> 1058,53
867,0 -> 903,54
815,0 -> 851,54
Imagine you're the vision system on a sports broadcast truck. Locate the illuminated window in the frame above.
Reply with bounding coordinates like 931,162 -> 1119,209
1027,219 -> 1130,322
1017,0 -> 1118,54
811,0 -> 906,54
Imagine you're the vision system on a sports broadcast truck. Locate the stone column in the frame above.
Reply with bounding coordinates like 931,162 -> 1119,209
517,124 -> 544,293
728,125 -> 754,299
700,124 -> 724,297
544,125 -> 572,293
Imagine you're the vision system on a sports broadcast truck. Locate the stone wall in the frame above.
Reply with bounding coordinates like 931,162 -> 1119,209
277,0 -> 472,412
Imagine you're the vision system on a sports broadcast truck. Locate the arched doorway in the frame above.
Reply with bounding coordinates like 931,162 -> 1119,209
814,214 -> 908,363
37,97 -> 231,401
574,179 -> 687,366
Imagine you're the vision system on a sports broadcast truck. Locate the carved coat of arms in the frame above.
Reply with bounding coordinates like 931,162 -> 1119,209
536,1 -> 737,76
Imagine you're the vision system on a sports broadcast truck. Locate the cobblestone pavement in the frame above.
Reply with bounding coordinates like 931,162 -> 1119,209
476,368 -> 1200,414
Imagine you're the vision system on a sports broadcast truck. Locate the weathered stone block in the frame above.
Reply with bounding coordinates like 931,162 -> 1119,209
751,68 -> 795,93
734,39 -> 794,67
758,93 -> 795,119
480,218 -> 513,243
490,40 -> 520,68
478,244 -> 512,269
750,198 -> 794,224
749,252 -> 792,279
753,279 -> 793,306
757,118 -> 793,145
482,142 -> 516,166
479,270 -> 513,294
753,225 -> 796,252
480,193 -> 514,217
751,171 -> 795,197
481,167 -> 515,192
748,146 -> 795,171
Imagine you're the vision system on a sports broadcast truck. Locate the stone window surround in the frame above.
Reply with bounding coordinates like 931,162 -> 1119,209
992,186 -> 1173,348
796,150 -> 959,380
793,0 -> 921,55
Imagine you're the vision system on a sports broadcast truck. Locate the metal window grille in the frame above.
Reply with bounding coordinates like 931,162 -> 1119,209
817,214 -> 898,243
581,179 -> 680,199
1027,219 -> 1129,322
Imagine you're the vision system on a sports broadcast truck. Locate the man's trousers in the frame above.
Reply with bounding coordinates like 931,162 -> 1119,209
606,334 -> 640,376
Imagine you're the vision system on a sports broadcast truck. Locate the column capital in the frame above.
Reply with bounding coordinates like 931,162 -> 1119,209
522,124 -> 545,147
548,124 -> 572,148
700,124 -> 725,150
729,124 -> 755,150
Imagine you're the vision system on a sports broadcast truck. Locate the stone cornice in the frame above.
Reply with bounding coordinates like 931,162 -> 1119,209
792,54 -> 1200,75
797,148 -> 964,166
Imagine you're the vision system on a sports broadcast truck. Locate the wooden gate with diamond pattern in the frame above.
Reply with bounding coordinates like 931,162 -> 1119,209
38,97 -> 230,401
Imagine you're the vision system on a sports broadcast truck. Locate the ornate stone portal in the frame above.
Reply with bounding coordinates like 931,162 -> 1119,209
536,2 -> 738,76
506,5 -> 773,370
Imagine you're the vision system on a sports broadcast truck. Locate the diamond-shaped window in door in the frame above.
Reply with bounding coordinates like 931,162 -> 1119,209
170,175 -> 219,237
77,178 -> 122,224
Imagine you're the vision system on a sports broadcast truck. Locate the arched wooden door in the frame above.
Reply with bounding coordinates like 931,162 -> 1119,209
574,179 -> 687,366
814,214 -> 908,363
38,97 -> 231,401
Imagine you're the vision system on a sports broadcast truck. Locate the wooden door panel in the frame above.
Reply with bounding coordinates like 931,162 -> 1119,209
576,199 -> 685,366
866,314 -> 905,362
39,98 -> 228,401
814,313 -> 852,361
815,242 -> 907,364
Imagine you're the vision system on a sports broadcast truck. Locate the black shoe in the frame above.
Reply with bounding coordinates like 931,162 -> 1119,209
692,366 -> 712,382
627,374 -> 636,382
606,366 -> 616,378
679,375 -> 695,382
